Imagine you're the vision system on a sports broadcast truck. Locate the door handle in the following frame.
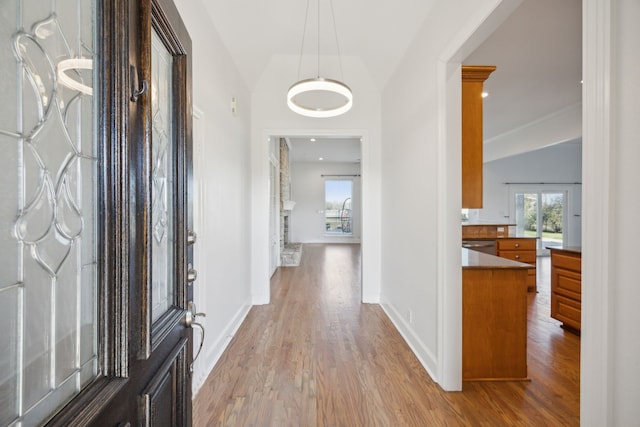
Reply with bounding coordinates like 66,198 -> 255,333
185,301 -> 206,373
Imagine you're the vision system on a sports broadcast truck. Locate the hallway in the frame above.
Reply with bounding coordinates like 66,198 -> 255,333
193,244 -> 579,426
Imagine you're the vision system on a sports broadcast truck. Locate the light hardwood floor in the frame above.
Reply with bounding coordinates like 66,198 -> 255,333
193,244 -> 580,426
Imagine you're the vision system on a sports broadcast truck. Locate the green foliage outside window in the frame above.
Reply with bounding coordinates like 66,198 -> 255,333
524,195 -> 563,233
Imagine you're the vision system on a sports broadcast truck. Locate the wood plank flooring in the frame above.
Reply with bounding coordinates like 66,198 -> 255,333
193,244 -> 580,426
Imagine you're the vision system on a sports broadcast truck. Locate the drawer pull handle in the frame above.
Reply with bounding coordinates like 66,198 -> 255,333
515,255 -> 520,259
514,243 -> 520,248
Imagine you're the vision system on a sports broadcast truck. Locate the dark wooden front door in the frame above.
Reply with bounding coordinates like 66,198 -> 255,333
44,0 -> 194,425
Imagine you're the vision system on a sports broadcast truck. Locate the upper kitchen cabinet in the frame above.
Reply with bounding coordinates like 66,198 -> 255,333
462,65 -> 496,208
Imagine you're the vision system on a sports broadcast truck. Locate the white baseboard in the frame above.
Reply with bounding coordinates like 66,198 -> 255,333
380,302 -> 439,384
192,302 -> 252,396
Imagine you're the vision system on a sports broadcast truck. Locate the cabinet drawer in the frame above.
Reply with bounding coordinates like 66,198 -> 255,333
498,251 -> 536,264
551,253 -> 581,272
553,268 -> 581,300
552,294 -> 581,330
497,239 -> 536,251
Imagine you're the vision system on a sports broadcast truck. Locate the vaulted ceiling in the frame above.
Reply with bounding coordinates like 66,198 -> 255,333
201,0 -> 581,162
465,0 -> 582,142
201,0 -> 438,91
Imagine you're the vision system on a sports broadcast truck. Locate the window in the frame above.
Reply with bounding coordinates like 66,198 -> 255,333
325,180 -> 352,235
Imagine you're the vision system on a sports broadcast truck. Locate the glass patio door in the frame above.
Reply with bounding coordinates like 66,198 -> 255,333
513,189 -> 566,255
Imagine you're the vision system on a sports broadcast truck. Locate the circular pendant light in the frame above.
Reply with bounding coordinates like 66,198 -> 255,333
288,0 -> 352,118
287,77 -> 352,118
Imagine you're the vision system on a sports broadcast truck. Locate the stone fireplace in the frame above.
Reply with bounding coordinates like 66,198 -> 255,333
283,214 -> 290,246
279,138 -> 302,266
279,138 -> 290,250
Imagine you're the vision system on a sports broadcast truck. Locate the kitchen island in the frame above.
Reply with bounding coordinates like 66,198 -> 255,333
462,223 -> 538,292
462,248 -> 533,381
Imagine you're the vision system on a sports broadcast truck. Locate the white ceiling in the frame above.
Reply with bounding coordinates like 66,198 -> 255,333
465,0 -> 582,140
201,0 -> 437,91
288,137 -> 361,164
201,0 -> 581,162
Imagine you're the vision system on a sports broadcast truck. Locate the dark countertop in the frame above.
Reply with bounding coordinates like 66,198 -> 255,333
461,222 -> 516,227
462,236 -> 538,241
462,248 -> 535,270
547,246 -> 582,255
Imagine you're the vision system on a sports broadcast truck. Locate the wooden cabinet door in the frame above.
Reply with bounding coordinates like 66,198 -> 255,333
461,66 -> 495,208
550,250 -> 582,332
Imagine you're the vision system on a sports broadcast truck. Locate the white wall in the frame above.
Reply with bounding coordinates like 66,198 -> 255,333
175,0 -> 253,396
380,0 -> 523,389
250,55 -> 382,304
290,162 -> 362,243
581,1 -> 640,424
473,141 -> 582,246
608,1 -> 640,420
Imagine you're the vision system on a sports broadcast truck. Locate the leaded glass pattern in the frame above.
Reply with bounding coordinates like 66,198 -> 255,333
150,31 -> 174,323
0,2 -> 98,426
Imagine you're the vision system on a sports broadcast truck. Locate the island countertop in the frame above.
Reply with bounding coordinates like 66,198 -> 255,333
546,246 -> 582,255
462,247 -> 534,270
462,236 -> 537,241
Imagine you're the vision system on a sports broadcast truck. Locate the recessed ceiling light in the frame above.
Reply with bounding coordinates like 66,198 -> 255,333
318,157 -> 324,161
481,92 -> 489,98
310,138 -> 316,142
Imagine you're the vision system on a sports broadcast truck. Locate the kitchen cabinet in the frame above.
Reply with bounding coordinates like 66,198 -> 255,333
497,238 -> 537,292
462,248 -> 530,381
461,65 -> 495,208
549,247 -> 582,333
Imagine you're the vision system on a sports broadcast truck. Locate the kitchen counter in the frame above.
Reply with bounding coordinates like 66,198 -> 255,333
462,236 -> 535,241
547,246 -> 582,255
462,247 -> 534,270
464,237 -> 538,292
462,222 -> 515,226
462,247 -> 530,381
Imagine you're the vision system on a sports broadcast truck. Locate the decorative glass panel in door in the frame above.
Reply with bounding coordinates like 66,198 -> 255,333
151,30 -> 174,323
0,2 -> 97,425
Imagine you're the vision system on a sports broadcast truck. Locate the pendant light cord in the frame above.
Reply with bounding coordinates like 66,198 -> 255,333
296,0 -> 345,81
296,0 -> 311,81
329,0 -> 345,81
288,0 -> 352,119
317,0 -> 320,78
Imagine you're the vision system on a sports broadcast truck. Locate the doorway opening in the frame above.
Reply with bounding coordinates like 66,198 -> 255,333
268,134 -> 363,277
444,0 -> 584,397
